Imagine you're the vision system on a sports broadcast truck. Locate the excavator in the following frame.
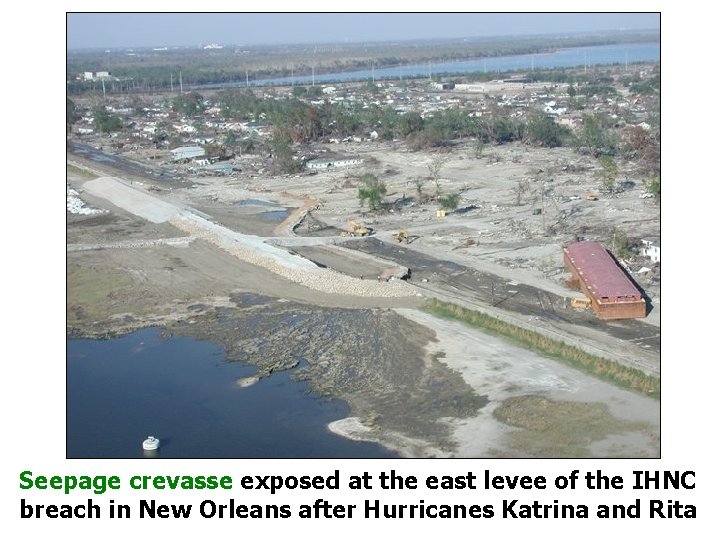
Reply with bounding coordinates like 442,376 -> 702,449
340,220 -> 373,237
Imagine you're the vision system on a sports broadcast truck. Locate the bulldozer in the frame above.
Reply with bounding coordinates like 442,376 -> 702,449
340,220 -> 372,237
393,229 -> 410,243
570,296 -> 592,310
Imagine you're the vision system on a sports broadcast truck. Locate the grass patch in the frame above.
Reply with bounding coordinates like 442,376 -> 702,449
422,299 -> 659,398
493,395 -> 649,457
67,164 -> 98,179
67,264 -> 134,323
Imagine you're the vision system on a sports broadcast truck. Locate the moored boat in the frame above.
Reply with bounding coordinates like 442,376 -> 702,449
142,436 -> 160,451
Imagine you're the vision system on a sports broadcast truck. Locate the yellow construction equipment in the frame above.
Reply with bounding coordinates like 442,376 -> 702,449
570,296 -> 592,310
584,193 -> 599,201
340,220 -> 372,237
393,229 -> 410,243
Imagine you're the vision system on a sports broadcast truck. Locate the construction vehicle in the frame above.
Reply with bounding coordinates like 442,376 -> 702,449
570,296 -> 592,310
584,193 -> 599,201
340,220 -> 373,237
393,229 -> 410,243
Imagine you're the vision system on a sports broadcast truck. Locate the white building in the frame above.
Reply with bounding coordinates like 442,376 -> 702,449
83,71 -> 112,80
306,157 -> 364,170
171,146 -> 206,161
640,239 -> 661,263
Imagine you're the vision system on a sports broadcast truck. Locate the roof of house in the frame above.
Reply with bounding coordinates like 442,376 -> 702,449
565,241 -> 642,300
171,146 -> 205,154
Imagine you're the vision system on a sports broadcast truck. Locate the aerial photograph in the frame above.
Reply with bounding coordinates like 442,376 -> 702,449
66,13 -> 660,459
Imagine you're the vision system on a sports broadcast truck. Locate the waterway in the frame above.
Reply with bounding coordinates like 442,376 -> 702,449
198,42 -> 659,89
67,328 -> 397,458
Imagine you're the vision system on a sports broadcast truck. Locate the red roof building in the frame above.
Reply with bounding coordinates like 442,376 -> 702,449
563,241 -> 646,320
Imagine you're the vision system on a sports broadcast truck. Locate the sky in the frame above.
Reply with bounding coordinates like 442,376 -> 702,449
66,13 -> 659,50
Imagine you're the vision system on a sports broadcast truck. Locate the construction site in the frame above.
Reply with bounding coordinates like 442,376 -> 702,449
67,129 -> 660,458
67,54 -> 660,457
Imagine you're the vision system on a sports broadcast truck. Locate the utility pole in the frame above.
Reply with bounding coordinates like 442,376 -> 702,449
312,66 -> 315,86
179,70 -> 183,93
170,73 -> 173,92
246,70 -> 249,87
541,179 -> 546,231
101,77 -> 106,99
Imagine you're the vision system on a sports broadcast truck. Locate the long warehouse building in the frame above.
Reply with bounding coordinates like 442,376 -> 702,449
563,241 -> 646,320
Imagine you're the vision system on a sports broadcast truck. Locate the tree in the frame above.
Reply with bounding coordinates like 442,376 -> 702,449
239,138 -> 257,155
611,229 -> 631,259
269,129 -> 303,174
427,156 -> 448,199
93,107 -> 123,133
172,92 -> 204,116
438,192 -> 460,211
645,176 -> 660,200
413,177 -> 428,201
406,128 -> 444,150
597,156 -> 619,194
514,179 -> 530,206
623,125 -> 660,177
397,112 -> 424,137
357,173 -> 387,210
472,138 -> 485,159
202,142 -> 227,159
576,113 -> 617,156
526,112 -> 568,147
223,132 -> 238,147
66,98 -> 79,134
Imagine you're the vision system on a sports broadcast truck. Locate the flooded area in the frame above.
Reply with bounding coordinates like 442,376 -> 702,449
258,209 -> 290,222
234,198 -> 277,207
67,327 -> 398,458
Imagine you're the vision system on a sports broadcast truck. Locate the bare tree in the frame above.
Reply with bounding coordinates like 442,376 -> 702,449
427,156 -> 448,199
412,177 -> 428,202
514,179 -> 530,206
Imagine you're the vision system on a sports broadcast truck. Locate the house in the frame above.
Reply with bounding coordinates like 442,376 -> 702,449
170,146 -> 206,161
306,157 -> 364,170
83,71 -> 112,80
640,238 -> 660,263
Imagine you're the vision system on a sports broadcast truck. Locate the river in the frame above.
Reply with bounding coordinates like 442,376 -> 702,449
197,41 -> 659,89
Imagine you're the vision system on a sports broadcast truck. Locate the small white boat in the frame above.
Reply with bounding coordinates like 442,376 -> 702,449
142,436 -> 160,451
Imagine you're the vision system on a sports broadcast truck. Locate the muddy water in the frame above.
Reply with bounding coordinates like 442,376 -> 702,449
159,294 -> 486,451
68,295 -> 486,457
67,328 -> 398,458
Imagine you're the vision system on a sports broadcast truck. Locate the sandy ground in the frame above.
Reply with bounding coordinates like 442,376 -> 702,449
394,310 -> 659,458
67,133 -> 660,458
81,176 -> 414,298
